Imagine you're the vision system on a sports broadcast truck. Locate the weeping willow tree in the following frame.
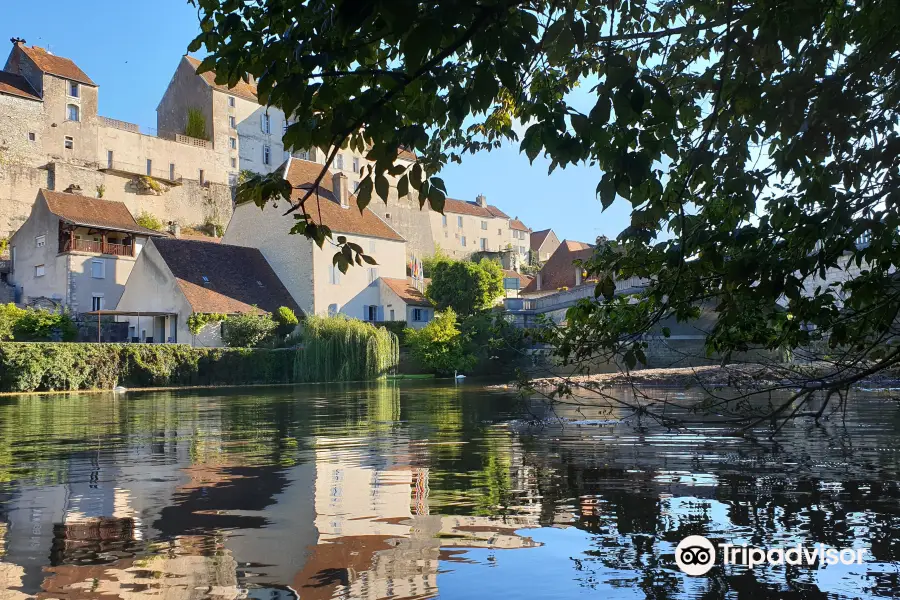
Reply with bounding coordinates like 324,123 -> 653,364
293,316 -> 399,383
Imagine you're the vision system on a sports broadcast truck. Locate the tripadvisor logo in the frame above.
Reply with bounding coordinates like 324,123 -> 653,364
674,536 -> 867,576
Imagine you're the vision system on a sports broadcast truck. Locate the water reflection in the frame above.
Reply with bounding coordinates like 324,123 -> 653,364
0,383 -> 898,598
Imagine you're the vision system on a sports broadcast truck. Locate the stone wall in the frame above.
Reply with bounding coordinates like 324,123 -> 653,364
366,187 -> 435,259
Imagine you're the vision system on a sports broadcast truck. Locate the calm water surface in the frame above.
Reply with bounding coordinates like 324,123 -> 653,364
1,382 -> 900,599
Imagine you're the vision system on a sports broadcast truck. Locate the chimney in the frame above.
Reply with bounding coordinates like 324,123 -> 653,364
536,272 -> 542,291
10,37 -> 26,46
476,194 -> 487,208
333,172 -> 349,208
63,184 -> 83,195
575,267 -> 582,287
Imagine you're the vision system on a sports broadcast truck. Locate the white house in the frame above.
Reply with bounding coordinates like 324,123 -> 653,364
8,188 -> 165,312
378,278 -> 434,329
223,158 -> 430,325
115,237 -> 299,346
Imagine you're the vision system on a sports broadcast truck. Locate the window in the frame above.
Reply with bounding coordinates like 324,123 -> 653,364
231,157 -> 237,168
327,303 -> 339,316
296,149 -> 309,160
413,308 -> 424,322
67,104 -> 79,122
385,212 -> 391,219
369,240 -> 376,254
261,113 -> 271,134
498,228 -> 502,235
442,215 -> 447,227
228,96 -> 235,107
480,238 -> 487,250
35,235 -> 45,248
461,236 -> 467,247
520,245 -> 526,254
91,259 -> 105,279
64,136 -> 74,150
283,120 -> 289,135
353,180 -> 360,192
91,294 -> 104,311
457,216 -> 463,228
263,145 -> 271,165
229,115 -> 236,129
105,150 -> 113,168
352,157 -> 360,173
28,132 -> 35,142
481,220 -> 487,230
366,305 -> 378,321
68,81 -> 79,97
329,264 -> 341,285
35,264 -> 45,277
146,159 -> 153,176
367,267 -> 379,283
199,169 -> 206,184
230,137 -> 237,149
335,154 -> 344,170
169,163 -> 176,180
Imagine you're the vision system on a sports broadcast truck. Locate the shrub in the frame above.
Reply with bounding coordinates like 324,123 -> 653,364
405,309 -> 476,376
0,303 -> 26,341
459,312 -> 529,376
136,211 -> 164,231
273,306 -> 299,338
137,176 -> 163,194
12,308 -> 77,342
222,312 -> 277,347
184,107 -> 209,140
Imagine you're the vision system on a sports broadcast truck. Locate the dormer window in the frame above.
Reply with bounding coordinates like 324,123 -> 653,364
67,104 -> 80,122
68,81 -> 79,98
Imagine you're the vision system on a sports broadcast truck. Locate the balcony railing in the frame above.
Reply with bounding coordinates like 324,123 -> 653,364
99,116 -> 140,133
102,160 -> 182,184
60,238 -> 135,257
159,131 -> 212,150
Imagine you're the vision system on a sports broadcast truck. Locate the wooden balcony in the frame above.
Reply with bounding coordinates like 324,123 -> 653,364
60,238 -> 135,257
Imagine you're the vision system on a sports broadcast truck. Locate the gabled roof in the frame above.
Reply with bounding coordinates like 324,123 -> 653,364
509,218 -> 530,232
283,159 -> 405,241
18,45 -> 95,86
184,55 -> 258,102
0,71 -> 40,101
381,277 -> 431,307
442,198 -> 509,219
41,190 -> 164,236
530,228 -> 553,251
152,238 -> 301,315
522,240 -> 595,293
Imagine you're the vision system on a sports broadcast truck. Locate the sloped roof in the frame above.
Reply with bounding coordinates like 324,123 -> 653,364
381,277 -> 431,307
0,71 -> 40,101
522,240 -> 595,293
442,198 -> 509,219
19,45 -> 95,86
509,218 -> 530,232
530,228 -> 553,251
152,238 -> 300,315
184,55 -> 258,102
284,159 -> 404,241
41,190 -> 163,236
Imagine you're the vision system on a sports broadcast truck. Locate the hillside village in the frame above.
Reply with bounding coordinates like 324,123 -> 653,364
0,39 -> 596,346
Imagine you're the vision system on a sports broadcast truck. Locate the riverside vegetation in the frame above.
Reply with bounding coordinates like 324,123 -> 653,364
0,315 -> 399,393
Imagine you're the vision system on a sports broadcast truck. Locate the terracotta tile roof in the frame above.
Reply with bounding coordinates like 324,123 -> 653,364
522,240 -> 595,293
152,238 -> 301,315
381,277 -> 431,307
184,55 -> 258,102
19,45 -> 95,86
530,228 -> 553,251
442,197 -> 509,219
0,71 -> 40,101
284,159 -> 404,241
398,148 -> 416,161
41,190 -> 164,236
502,269 -> 534,289
509,218 -> 530,232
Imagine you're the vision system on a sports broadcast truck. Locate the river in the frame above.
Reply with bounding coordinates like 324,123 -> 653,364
0,382 -> 898,599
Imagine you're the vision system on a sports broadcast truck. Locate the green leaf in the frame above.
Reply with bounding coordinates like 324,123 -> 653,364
375,173 -> 390,202
356,177 -> 374,212
596,175 -> 616,209
397,174 -> 409,198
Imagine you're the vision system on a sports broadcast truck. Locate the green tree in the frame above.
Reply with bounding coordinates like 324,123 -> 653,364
405,309 -> 476,375
427,258 -> 503,316
191,0 -> 900,423
222,312 -> 277,348
12,308 -> 77,342
184,107 -> 209,140
0,303 -> 26,341
274,306 -> 300,338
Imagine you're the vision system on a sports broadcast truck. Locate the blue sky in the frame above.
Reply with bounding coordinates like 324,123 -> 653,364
3,0 -> 631,244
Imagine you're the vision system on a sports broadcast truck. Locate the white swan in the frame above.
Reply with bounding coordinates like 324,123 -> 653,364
113,386 -> 128,394
454,371 -> 466,380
